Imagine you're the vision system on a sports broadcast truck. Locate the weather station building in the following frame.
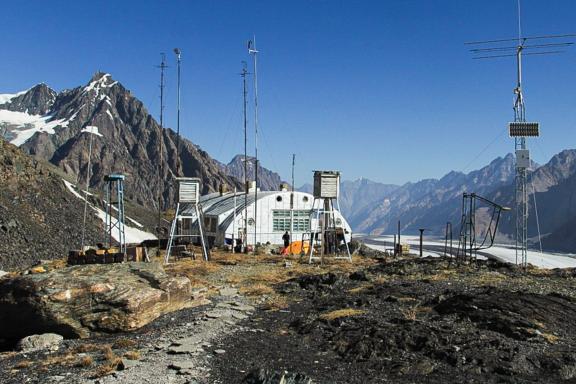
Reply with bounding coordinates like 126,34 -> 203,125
182,183 -> 352,249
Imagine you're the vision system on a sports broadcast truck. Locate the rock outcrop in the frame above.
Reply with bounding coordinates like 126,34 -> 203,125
0,262 -> 203,341
222,154 -> 286,191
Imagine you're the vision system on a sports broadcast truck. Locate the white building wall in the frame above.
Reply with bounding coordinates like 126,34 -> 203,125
219,191 -> 352,246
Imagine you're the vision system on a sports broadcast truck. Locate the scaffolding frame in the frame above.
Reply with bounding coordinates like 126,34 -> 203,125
165,178 -> 209,263
104,174 -> 126,254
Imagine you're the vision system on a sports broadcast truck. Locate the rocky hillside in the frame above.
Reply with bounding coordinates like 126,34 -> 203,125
0,138 -> 103,271
0,73 -> 242,210
221,154 -> 286,191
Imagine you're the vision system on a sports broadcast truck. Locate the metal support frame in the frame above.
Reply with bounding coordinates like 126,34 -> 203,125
104,174 -> 126,254
165,178 -> 209,263
165,203 -> 209,263
444,222 -> 453,257
307,197 -> 351,263
456,192 -> 509,264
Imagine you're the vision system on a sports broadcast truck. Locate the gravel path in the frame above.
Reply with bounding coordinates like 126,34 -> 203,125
86,287 -> 255,384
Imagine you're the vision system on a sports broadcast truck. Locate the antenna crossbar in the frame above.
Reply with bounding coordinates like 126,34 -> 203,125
473,50 -> 565,60
465,33 -> 576,45
470,42 -> 573,53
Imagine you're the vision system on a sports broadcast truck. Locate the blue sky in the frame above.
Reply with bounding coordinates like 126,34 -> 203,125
1,1 -> 575,187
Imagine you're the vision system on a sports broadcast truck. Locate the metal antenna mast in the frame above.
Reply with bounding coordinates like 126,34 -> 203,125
157,53 -> 168,240
466,2 -> 575,268
248,37 -> 259,253
241,61 -> 249,253
173,48 -> 182,176
81,126 -> 97,251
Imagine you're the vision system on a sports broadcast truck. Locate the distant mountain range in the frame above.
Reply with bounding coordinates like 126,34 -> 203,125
299,151 -> 576,252
0,73 -> 241,211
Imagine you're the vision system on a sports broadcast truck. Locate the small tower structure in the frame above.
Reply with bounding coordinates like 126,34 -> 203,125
104,174 -> 126,254
308,170 -> 351,263
165,177 -> 209,263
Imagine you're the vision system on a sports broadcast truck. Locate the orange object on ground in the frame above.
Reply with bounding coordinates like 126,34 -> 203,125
282,240 -> 311,255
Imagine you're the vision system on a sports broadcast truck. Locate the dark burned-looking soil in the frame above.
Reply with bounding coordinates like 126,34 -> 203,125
213,257 -> 576,384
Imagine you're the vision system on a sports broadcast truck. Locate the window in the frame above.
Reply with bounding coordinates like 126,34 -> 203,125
272,210 -> 310,232
276,195 -> 283,202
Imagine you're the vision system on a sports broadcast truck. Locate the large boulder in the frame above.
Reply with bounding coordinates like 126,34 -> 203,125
0,262 -> 201,340
17,333 -> 63,352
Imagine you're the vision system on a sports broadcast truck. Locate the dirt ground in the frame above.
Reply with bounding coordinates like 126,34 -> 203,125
2,249 -> 576,383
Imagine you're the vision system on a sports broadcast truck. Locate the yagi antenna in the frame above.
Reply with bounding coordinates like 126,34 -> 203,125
465,1 -> 575,270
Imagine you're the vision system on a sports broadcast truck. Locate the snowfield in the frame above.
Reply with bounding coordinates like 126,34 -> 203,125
365,235 -> 576,269
0,89 -> 28,104
0,109 -> 77,146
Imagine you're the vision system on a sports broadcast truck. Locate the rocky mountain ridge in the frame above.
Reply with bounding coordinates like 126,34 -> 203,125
0,73 -> 242,211
220,154 -> 286,191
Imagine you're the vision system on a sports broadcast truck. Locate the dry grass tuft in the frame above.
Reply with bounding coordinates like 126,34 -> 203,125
0,352 -> 17,360
102,346 -> 116,362
319,308 -> 366,321
72,343 -> 107,354
40,352 -> 77,368
469,271 -> 507,286
124,350 -> 141,360
90,357 -> 123,379
13,360 -> 32,369
166,259 -> 221,277
348,284 -> 373,294
112,338 -> 137,350
541,333 -> 560,344
400,307 -> 418,321
374,275 -> 389,285
76,355 -> 93,367
261,295 -> 289,311
239,283 -> 275,296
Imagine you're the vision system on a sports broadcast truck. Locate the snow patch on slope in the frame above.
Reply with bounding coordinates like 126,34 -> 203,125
0,89 -> 28,104
0,109 -> 78,146
80,126 -> 103,137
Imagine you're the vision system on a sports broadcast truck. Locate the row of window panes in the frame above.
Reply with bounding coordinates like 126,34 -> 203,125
272,218 -> 310,232
273,210 -> 310,218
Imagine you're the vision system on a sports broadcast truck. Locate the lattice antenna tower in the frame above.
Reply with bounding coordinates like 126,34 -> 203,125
466,1 -> 575,268
156,53 -> 169,240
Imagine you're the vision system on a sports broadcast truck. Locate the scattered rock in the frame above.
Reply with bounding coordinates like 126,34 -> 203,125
214,349 -> 226,355
349,270 -> 369,281
242,368 -> 314,384
169,361 -> 196,371
29,266 -> 46,274
219,287 -> 239,296
17,333 -> 63,352
205,310 -> 223,319
122,359 -> 141,370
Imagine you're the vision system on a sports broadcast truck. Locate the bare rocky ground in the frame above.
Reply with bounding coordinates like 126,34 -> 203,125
2,251 -> 576,383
